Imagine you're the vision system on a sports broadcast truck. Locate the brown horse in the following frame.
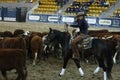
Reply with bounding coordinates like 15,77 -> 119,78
31,35 -> 44,65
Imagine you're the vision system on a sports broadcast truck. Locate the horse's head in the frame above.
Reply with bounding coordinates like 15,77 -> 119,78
44,28 -> 56,45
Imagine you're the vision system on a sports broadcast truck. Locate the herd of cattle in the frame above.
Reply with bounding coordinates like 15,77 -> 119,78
0,29 -> 120,80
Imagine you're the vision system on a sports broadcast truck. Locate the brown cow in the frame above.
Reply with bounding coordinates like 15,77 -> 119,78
30,31 -> 42,37
0,49 -> 27,80
31,35 -> 44,65
71,29 -> 109,39
88,29 -> 109,35
110,31 -> 120,35
13,29 -> 25,37
0,31 -> 13,37
0,36 -> 26,50
30,31 -> 48,38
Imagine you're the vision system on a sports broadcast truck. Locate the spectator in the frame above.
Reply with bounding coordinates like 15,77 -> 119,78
91,0 -> 94,3
38,1 -> 41,5
56,0 -> 64,7
95,0 -> 101,4
66,7 -> 71,13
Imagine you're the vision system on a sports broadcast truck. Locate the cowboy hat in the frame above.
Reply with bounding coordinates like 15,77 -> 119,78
76,12 -> 85,17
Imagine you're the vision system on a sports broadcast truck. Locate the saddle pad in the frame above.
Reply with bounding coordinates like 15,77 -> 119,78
82,37 -> 93,49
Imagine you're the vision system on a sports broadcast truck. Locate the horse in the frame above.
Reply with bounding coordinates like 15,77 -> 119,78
44,28 -> 71,58
43,35 -> 63,60
45,28 -> 118,80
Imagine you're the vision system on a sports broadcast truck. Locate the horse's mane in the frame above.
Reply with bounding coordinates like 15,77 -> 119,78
50,29 -> 71,47
53,29 -> 71,37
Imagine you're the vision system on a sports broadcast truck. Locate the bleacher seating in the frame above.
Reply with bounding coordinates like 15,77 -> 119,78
110,7 -> 120,17
87,3 -> 109,17
0,0 -> 18,3
63,0 -> 91,16
106,0 -> 117,5
33,0 -> 61,14
25,0 -> 37,3
62,0 -> 117,17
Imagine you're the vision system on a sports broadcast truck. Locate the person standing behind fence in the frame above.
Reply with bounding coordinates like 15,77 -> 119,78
56,0 -> 64,7
69,12 -> 89,59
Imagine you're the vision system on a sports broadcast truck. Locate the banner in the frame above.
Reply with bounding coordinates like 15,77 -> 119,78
48,16 -> 59,22
61,16 -> 74,23
111,18 -> 120,27
29,14 -> 40,21
27,14 -> 120,28
85,17 -> 97,25
28,14 -> 60,23
99,19 -> 111,26
2,7 -> 16,21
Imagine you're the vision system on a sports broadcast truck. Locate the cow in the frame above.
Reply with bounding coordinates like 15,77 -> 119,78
13,29 -> 25,37
31,35 -> 44,65
0,36 -> 27,59
0,36 -> 26,50
0,49 -> 27,80
0,31 -> 13,37
88,29 -> 109,35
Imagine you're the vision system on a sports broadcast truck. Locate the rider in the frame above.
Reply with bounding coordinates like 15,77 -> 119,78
69,12 -> 89,59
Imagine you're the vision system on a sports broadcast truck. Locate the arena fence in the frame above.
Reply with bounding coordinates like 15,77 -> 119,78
0,7 -> 120,28
27,14 -> 120,28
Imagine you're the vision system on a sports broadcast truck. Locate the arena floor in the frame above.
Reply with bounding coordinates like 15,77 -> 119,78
0,22 -> 120,80
0,22 -> 120,33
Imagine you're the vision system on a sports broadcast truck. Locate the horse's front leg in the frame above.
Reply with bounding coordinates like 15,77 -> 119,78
59,53 -> 71,77
73,59 -> 84,76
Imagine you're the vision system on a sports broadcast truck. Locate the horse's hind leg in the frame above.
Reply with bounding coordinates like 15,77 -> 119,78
96,57 -> 107,80
73,59 -> 84,76
93,66 -> 101,74
106,54 -> 113,80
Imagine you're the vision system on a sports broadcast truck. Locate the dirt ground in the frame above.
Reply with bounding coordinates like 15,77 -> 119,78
0,22 -> 120,80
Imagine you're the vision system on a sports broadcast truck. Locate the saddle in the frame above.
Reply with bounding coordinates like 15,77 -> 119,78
78,35 -> 93,49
